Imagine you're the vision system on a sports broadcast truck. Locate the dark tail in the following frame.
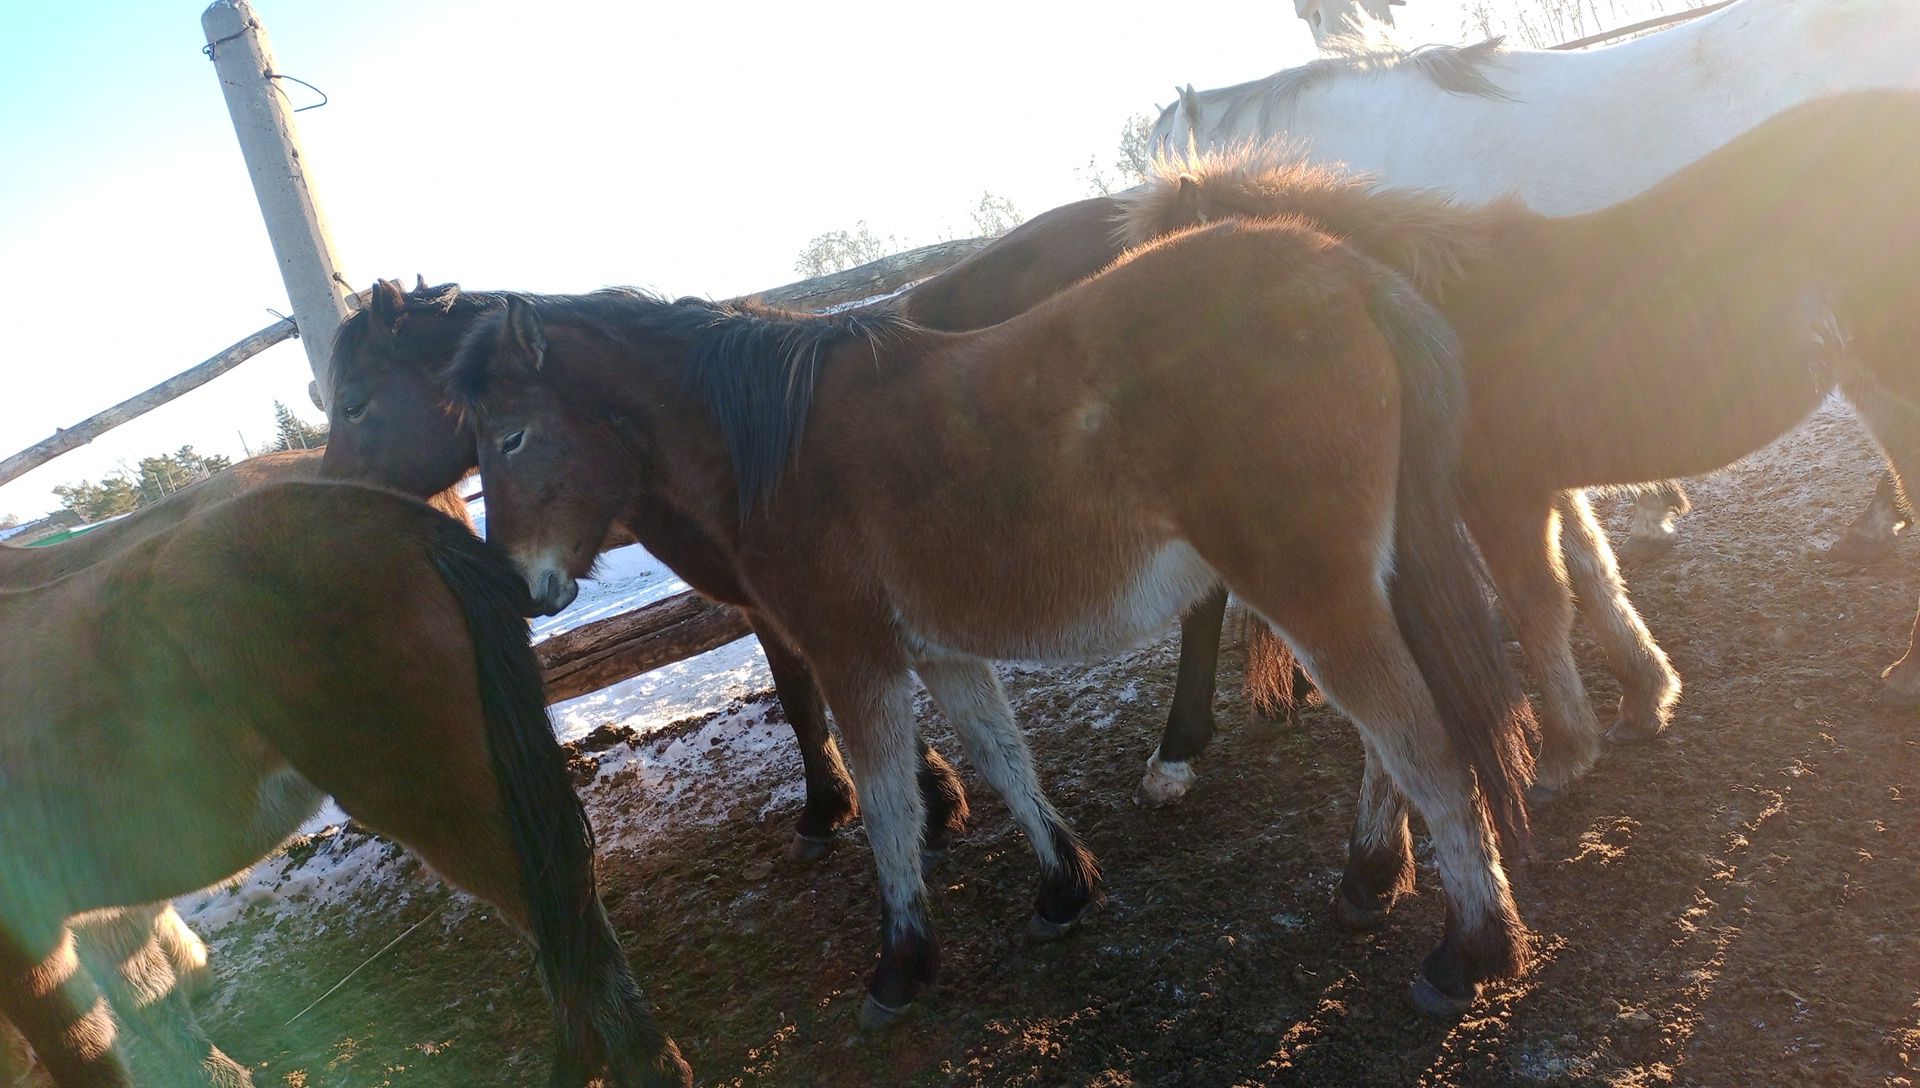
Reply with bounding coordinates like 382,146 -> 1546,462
1367,276 -> 1535,863
425,519 -> 688,1087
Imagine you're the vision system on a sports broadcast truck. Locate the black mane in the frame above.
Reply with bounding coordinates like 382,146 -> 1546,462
447,291 -> 915,518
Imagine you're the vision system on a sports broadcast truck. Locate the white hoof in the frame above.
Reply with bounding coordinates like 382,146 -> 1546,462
1136,748 -> 1197,807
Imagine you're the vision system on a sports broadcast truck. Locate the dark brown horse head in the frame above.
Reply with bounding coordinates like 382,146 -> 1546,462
322,277 -> 489,496
451,296 -> 645,615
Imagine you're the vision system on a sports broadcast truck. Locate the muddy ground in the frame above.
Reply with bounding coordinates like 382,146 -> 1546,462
187,403 -> 1920,1087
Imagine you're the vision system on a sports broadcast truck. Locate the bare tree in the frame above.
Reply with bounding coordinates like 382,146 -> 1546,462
1081,113 -> 1157,196
794,221 -> 899,277
966,192 -> 1025,238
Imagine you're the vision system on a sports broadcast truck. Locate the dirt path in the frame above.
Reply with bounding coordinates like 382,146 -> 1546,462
188,403 -> 1920,1087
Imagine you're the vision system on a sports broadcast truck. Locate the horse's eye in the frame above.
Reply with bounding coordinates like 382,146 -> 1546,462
342,402 -> 368,422
501,430 -> 526,455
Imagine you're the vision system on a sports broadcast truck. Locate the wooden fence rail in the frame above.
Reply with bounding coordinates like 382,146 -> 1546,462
535,591 -> 751,705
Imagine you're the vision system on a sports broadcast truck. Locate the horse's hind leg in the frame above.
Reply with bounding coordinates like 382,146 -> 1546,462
71,907 -> 250,1087
1556,490 -> 1680,743
915,655 -> 1102,939
0,918 -> 130,1087
1618,480 -> 1691,564
1139,585 -> 1229,806
1468,492 -> 1602,801
1250,594 -> 1525,1015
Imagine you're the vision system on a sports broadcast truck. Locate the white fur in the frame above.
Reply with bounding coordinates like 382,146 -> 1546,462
1156,0 -> 1919,215
915,656 -> 1069,873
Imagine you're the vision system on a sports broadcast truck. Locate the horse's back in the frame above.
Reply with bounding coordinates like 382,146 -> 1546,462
1182,0 -> 1920,214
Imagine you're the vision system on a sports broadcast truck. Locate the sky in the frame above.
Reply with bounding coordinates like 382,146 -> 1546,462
0,0 -> 1671,521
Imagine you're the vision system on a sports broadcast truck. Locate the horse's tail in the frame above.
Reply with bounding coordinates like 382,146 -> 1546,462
1367,274 -> 1535,864
424,519 -> 689,1088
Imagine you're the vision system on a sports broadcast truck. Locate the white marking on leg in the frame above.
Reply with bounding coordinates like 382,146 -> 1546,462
1138,747 -> 1197,806
914,655 -> 1067,873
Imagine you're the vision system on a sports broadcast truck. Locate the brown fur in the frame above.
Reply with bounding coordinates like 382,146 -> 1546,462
0,481 -> 687,1087
1137,91 -> 1920,777
452,218 -> 1539,1018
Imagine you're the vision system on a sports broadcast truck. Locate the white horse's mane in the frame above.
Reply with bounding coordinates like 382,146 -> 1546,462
1182,17 -> 1511,138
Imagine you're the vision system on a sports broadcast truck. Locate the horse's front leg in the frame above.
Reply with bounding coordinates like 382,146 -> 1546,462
1336,745 -> 1416,931
1466,491 -> 1602,803
0,915 -> 132,1088
1554,490 -> 1680,743
71,905 -> 251,1087
1841,373 -> 1920,703
1820,469 -> 1908,567
817,664 -> 940,1029
1616,480 -> 1690,564
756,615 -> 970,863
755,615 -> 859,860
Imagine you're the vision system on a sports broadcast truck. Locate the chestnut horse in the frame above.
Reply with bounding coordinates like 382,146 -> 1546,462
448,218 -> 1538,1023
320,197 -> 1277,853
0,481 -> 688,1088
1126,91 -> 1920,804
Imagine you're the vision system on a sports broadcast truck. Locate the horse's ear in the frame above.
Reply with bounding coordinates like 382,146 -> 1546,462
368,278 -> 408,339
1175,175 -> 1207,225
414,274 -> 430,293
499,296 -> 548,372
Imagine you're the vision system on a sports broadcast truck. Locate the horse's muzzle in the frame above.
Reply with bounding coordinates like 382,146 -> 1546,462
528,568 -> 580,616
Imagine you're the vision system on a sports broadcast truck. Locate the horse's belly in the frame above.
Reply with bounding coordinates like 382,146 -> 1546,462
898,541 -> 1217,663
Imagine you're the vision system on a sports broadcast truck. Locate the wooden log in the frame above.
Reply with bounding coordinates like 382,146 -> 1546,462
749,237 -> 991,311
537,589 -> 754,705
0,319 -> 298,490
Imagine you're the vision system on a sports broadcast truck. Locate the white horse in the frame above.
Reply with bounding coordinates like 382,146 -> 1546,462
1152,0 -> 1920,559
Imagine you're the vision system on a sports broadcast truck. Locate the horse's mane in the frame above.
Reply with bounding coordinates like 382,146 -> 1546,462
330,280 -> 501,377
1116,147 -> 1497,295
448,291 -> 915,518
1189,22 -> 1510,142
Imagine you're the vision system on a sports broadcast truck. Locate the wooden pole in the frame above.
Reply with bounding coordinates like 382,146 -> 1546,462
202,0 -> 350,409
0,320 -> 297,490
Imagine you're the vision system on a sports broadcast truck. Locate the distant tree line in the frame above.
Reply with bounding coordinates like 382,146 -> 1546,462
50,400 -> 328,522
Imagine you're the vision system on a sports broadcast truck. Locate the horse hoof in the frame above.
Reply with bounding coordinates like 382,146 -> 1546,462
788,832 -> 834,863
1335,891 -> 1392,932
858,993 -> 911,1032
1815,532 -> 1896,569
1528,775 -> 1572,806
1027,910 -> 1083,943
1604,716 -> 1663,745
1879,667 -> 1920,709
1615,533 -> 1676,567
1136,751 -> 1196,807
1408,974 -> 1478,1019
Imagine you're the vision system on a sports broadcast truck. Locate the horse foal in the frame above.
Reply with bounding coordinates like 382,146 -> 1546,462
450,218 -> 1537,1027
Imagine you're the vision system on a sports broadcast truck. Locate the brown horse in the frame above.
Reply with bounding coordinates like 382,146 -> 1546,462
0,481 -> 688,1087
1125,90 -> 1920,805
447,218 -> 1539,1024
